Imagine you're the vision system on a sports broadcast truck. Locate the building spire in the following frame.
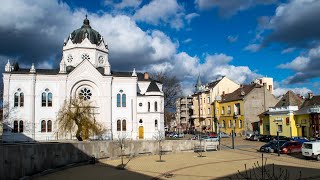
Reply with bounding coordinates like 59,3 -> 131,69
195,74 -> 203,93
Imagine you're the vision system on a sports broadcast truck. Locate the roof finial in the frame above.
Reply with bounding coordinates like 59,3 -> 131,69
85,14 -> 88,19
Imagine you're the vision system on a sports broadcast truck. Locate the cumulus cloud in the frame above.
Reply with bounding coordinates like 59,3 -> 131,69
195,0 -> 277,17
273,87 -> 312,97
133,0 -> 185,29
104,0 -> 141,9
243,44 -> 261,52
262,0 -> 320,48
280,46 -> 320,84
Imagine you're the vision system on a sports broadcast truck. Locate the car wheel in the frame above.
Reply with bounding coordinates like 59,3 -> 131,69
287,149 -> 291,154
305,156 -> 310,160
317,155 -> 320,161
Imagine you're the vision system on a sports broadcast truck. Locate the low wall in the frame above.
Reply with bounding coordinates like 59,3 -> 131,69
0,140 -> 203,179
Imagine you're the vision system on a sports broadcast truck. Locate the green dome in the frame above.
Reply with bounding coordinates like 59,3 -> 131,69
69,16 -> 102,45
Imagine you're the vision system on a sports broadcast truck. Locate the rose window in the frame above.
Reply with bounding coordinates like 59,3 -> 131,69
98,56 -> 104,64
79,88 -> 92,101
81,53 -> 90,61
67,55 -> 73,63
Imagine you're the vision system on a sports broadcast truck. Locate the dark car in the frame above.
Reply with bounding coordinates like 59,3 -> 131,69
258,135 -> 274,142
249,135 -> 259,141
280,141 -> 303,154
290,137 -> 309,143
259,140 -> 287,153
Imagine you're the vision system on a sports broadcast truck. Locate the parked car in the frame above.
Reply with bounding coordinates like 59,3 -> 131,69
220,132 -> 230,138
290,136 -> 309,143
203,136 -> 219,142
249,135 -> 259,141
279,141 -> 302,154
259,140 -> 287,153
258,135 -> 274,142
208,132 -> 217,137
191,135 -> 199,140
173,133 -> 184,138
302,141 -> 320,160
245,131 -> 255,140
168,132 -> 177,137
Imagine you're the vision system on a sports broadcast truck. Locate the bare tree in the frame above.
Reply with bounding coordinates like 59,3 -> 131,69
115,133 -> 134,170
153,130 -> 165,162
151,72 -> 181,128
56,97 -> 103,141
151,72 -> 181,110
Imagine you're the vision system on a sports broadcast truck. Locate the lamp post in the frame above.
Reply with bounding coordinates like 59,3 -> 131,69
277,131 -> 280,156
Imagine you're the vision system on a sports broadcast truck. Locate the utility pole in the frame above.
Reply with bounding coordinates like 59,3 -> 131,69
277,131 -> 280,156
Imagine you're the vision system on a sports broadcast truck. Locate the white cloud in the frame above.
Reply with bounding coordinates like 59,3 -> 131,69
243,44 -> 261,52
281,47 -> 295,54
185,13 -> 200,24
277,56 -> 310,71
182,38 -> 192,43
227,35 -> 238,43
105,0 -> 141,9
273,87 -> 312,97
133,0 -> 185,29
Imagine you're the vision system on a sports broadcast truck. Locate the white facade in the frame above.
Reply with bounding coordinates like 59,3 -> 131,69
2,17 -> 164,142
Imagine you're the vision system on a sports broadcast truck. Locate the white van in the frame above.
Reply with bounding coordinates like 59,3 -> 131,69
301,141 -> 320,160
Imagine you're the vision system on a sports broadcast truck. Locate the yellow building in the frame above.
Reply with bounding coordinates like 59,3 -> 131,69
259,91 -> 304,137
191,76 -> 239,132
215,83 -> 278,135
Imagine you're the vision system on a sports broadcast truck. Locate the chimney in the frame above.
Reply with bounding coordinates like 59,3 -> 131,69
308,92 -> 314,99
144,72 -> 149,80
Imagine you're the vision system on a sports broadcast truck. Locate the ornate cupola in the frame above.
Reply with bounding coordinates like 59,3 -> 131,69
60,15 -> 110,74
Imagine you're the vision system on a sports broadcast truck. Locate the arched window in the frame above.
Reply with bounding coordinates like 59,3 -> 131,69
122,94 -> 126,107
117,120 -> 121,131
122,120 -> 126,131
148,102 -> 150,112
19,120 -> 23,132
41,120 -> 46,132
228,120 -> 231,128
14,89 -> 24,107
239,120 -> 242,129
154,102 -> 158,112
14,93 -> 19,107
117,94 -> 121,107
13,120 -> 18,133
42,89 -> 53,107
20,93 -> 24,107
222,120 -> 225,128
42,92 -> 47,107
48,93 -> 52,107
155,120 -> 158,130
47,120 -> 52,132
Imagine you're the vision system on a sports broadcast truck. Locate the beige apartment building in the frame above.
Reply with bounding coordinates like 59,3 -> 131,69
191,76 -> 240,132
175,96 -> 193,132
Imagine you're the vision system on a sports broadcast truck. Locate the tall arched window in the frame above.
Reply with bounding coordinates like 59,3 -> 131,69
148,102 -> 150,112
13,120 -> 18,133
19,120 -> 23,132
222,120 -> 225,128
233,120 -> 236,128
154,102 -> 158,112
14,89 -> 24,107
228,120 -> 231,128
42,89 -> 53,107
122,120 -> 126,131
155,120 -> 158,130
42,92 -> 47,107
48,93 -> 52,107
14,93 -> 19,107
41,120 -> 46,132
47,120 -> 52,132
117,94 -> 121,107
19,93 -> 24,107
239,120 -> 242,129
117,120 -> 121,131
122,94 -> 126,107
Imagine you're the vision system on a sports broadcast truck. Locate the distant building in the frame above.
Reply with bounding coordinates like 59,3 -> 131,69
215,83 -> 278,135
259,91 -> 304,137
175,96 -> 193,132
191,76 -> 239,132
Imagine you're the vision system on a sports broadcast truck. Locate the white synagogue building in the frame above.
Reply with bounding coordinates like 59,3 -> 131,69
2,17 -> 164,142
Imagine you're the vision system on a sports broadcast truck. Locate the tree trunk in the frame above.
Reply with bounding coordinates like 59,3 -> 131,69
76,126 -> 83,141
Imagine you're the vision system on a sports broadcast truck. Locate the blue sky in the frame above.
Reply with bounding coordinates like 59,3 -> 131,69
1,0 -> 320,96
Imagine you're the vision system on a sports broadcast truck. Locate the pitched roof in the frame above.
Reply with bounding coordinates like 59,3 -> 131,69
221,84 -> 258,102
275,90 -> 304,108
301,95 -> 320,107
9,68 -> 60,75
207,79 -> 222,88
146,80 -> 160,92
